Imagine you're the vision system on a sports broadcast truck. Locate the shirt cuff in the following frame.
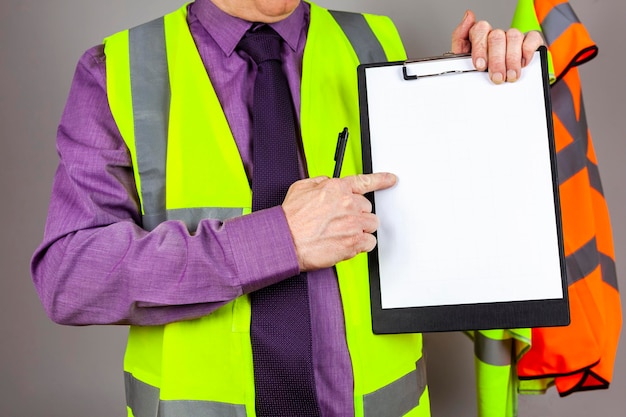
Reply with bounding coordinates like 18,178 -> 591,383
225,206 -> 300,293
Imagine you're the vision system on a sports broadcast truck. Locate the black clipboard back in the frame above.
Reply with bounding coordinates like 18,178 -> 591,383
358,46 -> 570,333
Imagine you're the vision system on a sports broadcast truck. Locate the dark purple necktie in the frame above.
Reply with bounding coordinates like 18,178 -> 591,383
237,25 -> 321,417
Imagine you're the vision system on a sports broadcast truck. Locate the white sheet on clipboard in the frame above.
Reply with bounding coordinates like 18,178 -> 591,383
365,51 -> 564,309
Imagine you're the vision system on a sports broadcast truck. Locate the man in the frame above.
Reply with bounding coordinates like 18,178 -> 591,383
31,0 -> 543,416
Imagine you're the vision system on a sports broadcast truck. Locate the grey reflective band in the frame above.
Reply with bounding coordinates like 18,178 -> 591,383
551,79 -> 587,184
474,332 -> 513,367
566,237 -> 600,286
552,77 -> 588,150
144,207 -> 245,232
329,10 -> 388,64
600,253 -> 619,291
363,357 -> 427,417
551,74 -> 606,194
125,372 -> 160,417
129,18 -> 170,231
142,212 -> 167,232
586,161 -> 604,197
128,20 -> 245,232
167,207 -> 244,230
125,372 -> 247,417
541,2 -> 580,47
556,138 -> 586,186
567,238 -> 619,291
158,401 -> 247,417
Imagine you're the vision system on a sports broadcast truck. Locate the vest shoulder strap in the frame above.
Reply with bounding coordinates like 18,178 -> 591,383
328,10 -> 388,64
127,17 -> 169,229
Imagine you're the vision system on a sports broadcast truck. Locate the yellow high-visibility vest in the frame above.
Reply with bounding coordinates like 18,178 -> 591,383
105,3 -> 431,416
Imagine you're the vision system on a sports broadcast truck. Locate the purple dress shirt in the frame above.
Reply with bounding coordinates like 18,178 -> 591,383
30,0 -> 354,415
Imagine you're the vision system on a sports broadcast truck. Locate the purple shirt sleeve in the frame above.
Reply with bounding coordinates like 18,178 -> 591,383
30,45 -> 300,326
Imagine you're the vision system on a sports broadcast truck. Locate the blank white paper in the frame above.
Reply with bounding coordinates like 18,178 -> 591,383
365,52 -> 564,309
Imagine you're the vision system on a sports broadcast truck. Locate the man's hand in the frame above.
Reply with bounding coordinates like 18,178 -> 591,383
282,173 -> 397,272
451,10 -> 544,84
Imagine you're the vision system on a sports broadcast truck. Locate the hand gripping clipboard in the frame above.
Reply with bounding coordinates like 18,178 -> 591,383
358,46 -> 570,333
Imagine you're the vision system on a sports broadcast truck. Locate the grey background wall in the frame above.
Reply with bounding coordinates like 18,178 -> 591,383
1,0 -> 623,416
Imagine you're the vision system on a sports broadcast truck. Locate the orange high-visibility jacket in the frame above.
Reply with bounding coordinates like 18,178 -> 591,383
512,0 -> 622,396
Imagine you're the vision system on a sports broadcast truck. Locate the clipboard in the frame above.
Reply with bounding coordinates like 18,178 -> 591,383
358,46 -> 570,333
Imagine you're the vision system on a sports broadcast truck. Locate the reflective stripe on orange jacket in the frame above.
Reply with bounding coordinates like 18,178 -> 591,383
512,0 -> 622,396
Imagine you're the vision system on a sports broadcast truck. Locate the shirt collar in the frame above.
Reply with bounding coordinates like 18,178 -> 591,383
190,0 -> 307,57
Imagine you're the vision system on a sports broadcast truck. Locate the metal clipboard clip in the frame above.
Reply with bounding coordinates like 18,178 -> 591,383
402,53 -> 478,81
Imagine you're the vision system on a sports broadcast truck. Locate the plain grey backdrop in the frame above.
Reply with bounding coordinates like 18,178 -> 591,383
1,0 -> 624,416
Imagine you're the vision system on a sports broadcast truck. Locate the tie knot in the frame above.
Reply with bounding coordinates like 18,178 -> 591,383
237,25 -> 283,65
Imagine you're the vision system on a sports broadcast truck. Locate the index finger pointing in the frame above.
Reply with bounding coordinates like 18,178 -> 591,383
345,173 -> 398,195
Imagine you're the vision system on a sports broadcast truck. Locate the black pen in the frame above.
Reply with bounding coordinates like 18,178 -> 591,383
333,127 -> 349,178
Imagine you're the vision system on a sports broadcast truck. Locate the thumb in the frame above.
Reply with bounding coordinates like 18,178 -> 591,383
451,10 -> 475,54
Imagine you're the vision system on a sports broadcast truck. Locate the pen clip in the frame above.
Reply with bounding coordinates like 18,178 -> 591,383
333,127 -> 349,178
335,127 -> 349,161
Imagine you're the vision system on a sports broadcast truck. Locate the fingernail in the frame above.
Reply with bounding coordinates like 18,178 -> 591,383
491,72 -> 504,84
475,58 -> 486,70
507,69 -> 518,82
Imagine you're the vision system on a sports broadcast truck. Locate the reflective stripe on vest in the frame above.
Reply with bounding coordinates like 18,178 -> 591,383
363,357 -> 428,416
468,329 -> 531,417
474,332 -> 514,367
125,372 -> 247,417
128,18 -> 244,230
125,358 -> 428,417
328,10 -> 387,64
512,0 -> 622,397
128,17 -> 170,230
540,2 -> 578,46
106,4 -> 428,417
